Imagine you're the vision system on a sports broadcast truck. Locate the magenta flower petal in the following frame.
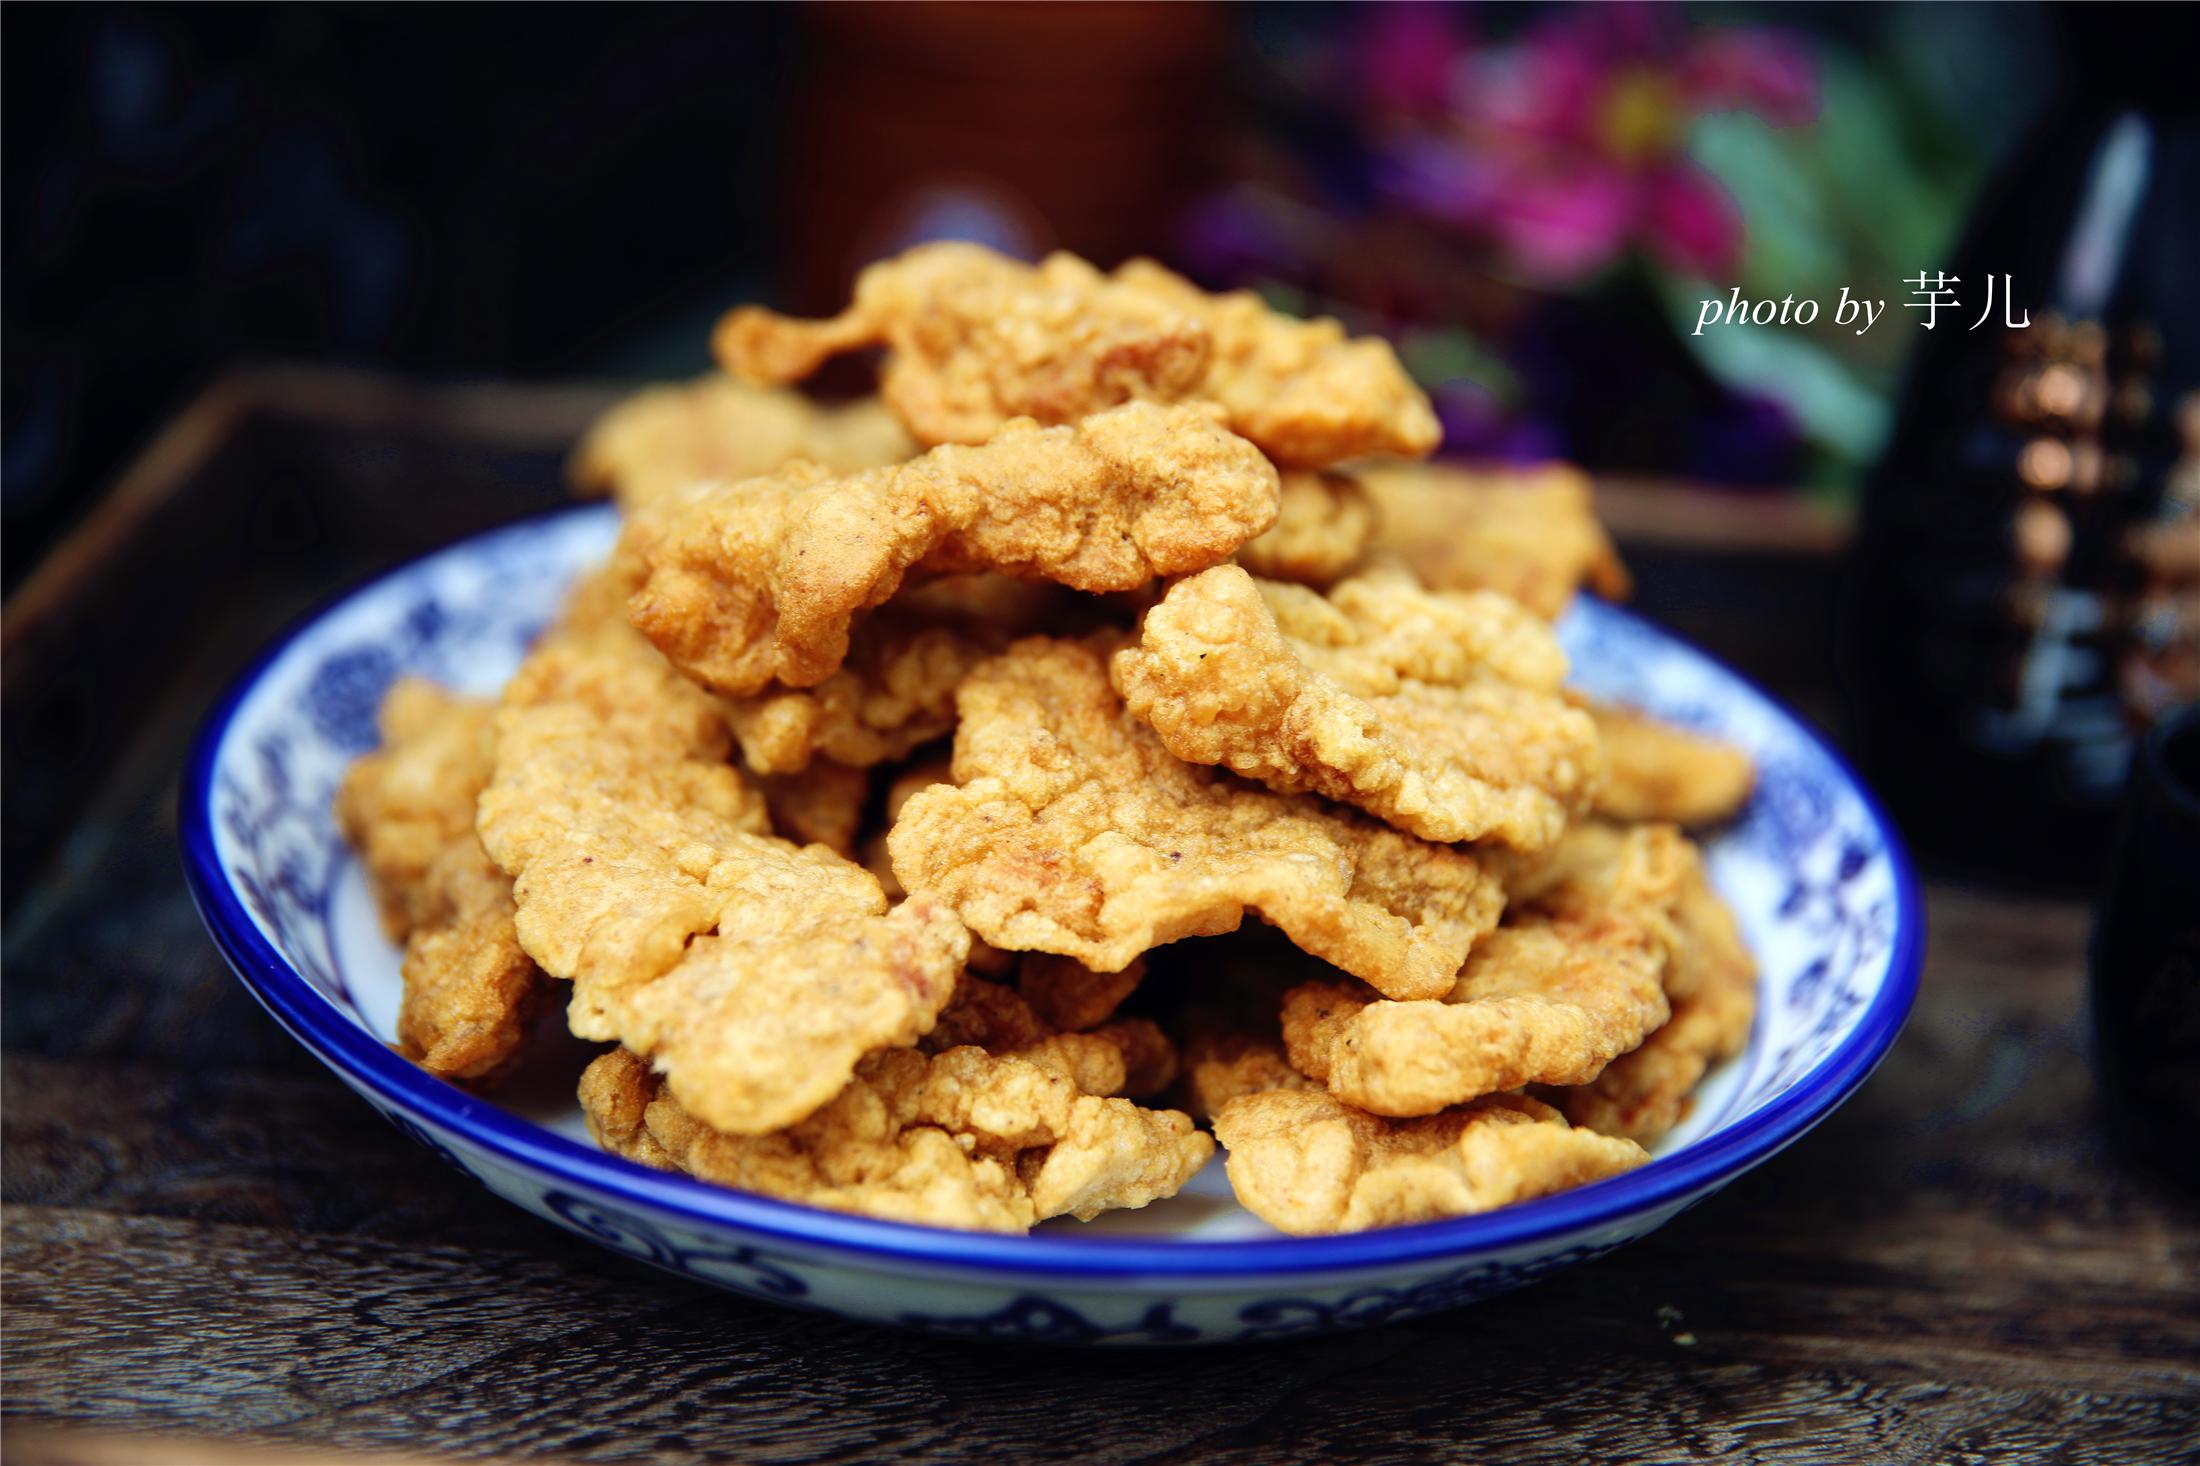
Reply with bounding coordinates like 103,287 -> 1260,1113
1680,31 -> 1820,127
1642,162 -> 1742,278
1358,4 -> 1468,115
1459,32 -> 1607,144
1489,165 -> 1639,283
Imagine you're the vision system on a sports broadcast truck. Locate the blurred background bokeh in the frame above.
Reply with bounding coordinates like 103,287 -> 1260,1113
9,0 -> 2196,890
3,0 -> 2062,589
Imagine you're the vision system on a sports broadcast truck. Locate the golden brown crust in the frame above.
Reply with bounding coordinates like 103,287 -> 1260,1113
721,617 -> 999,775
888,637 -> 1505,1002
1110,259 -> 1442,467
581,1044 -> 1213,1233
571,374 -> 915,512
922,972 -> 1178,1100
757,759 -> 869,857
718,242 -> 1438,466
1541,845 -> 1758,1143
1581,699 -> 1757,827
629,401 -> 1281,697
1508,820 -> 1719,1000
392,836 -> 547,1083
1113,565 -> 1597,848
334,679 -> 501,939
1176,1028 -> 1315,1124
479,621 -> 968,1136
1212,1088 -> 1647,1235
1281,912 -> 1670,1118
718,244 -> 1212,450
1358,462 -> 1630,619
1016,952 -> 1146,1033
333,679 -> 547,1085
1234,471 -> 1378,588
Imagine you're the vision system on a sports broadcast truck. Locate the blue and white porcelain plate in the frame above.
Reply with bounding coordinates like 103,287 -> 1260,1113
181,503 -> 1922,1345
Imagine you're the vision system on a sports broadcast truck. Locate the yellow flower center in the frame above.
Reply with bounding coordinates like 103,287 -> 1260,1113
1599,68 -> 1684,164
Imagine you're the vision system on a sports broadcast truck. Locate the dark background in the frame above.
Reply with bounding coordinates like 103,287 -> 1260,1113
3,5 -> 801,590
4,1 -> 2063,593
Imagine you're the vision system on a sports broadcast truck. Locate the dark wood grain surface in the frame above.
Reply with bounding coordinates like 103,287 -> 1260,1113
4,372 -> 2195,1465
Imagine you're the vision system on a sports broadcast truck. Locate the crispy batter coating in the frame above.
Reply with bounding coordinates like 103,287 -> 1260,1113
506,576 -> 746,767
1177,1028 -> 1315,1124
888,637 -> 1505,1001
925,970 -> 1176,1100
1110,259 -> 1442,466
719,244 -> 1210,449
1112,565 -> 1598,848
1212,1088 -> 1647,1235
717,242 -> 1438,466
1017,952 -> 1145,1033
758,759 -> 869,857
1583,699 -> 1756,827
629,401 -> 1281,696
571,374 -> 916,512
480,626 -> 969,1135
335,680 -> 548,1084
1282,910 -> 1670,1117
923,973 -> 1058,1055
1358,462 -> 1630,619
1541,839 -> 1757,1143
1090,1017 -> 1181,1100
335,678 -> 500,939
1508,820 -> 1718,999
393,836 -> 547,1083
581,1044 -> 1212,1232
1234,471 -> 1378,587
861,755 -> 955,901
722,617 -> 999,775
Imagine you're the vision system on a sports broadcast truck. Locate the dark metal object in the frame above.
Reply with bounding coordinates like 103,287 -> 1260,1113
2091,703 -> 2200,1191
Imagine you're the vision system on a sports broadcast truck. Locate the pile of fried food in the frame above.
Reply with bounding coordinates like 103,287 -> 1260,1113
337,242 -> 1759,1237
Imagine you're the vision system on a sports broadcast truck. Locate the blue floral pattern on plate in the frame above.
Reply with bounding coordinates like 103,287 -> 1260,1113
181,504 -> 1922,1345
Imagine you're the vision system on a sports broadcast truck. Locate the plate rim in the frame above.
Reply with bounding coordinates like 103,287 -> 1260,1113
179,504 -> 1924,1283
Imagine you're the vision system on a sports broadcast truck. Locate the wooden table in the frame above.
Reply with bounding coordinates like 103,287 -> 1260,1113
5,370 -> 2195,1465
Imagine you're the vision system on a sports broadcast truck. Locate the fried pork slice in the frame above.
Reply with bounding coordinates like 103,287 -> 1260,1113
1234,470 -> 1378,588
1016,951 -> 1146,1034
1545,952 -> 1755,1146
480,624 -> 968,1136
336,678 -> 501,939
923,973 -> 1178,1100
1282,911 -> 1670,1118
757,759 -> 868,857
1539,835 -> 1758,1144
505,569 -> 750,769
392,836 -> 546,1084
629,400 -> 1280,697
1358,462 -> 1630,619
1112,564 -> 1598,849
860,755 -> 954,902
1109,259 -> 1442,466
722,616 -> 999,775
334,680 -> 548,1085
1509,819 -> 1726,1001
1581,699 -> 1756,827
1177,1028 -> 1316,1125
581,1044 -> 1212,1233
889,637 -> 1505,1002
570,373 -> 915,512
1212,1088 -> 1647,1235
716,241 -> 1439,466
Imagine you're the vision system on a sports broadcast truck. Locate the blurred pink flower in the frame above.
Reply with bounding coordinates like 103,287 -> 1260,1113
1367,2 -> 1818,283
1358,5 -> 1463,117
